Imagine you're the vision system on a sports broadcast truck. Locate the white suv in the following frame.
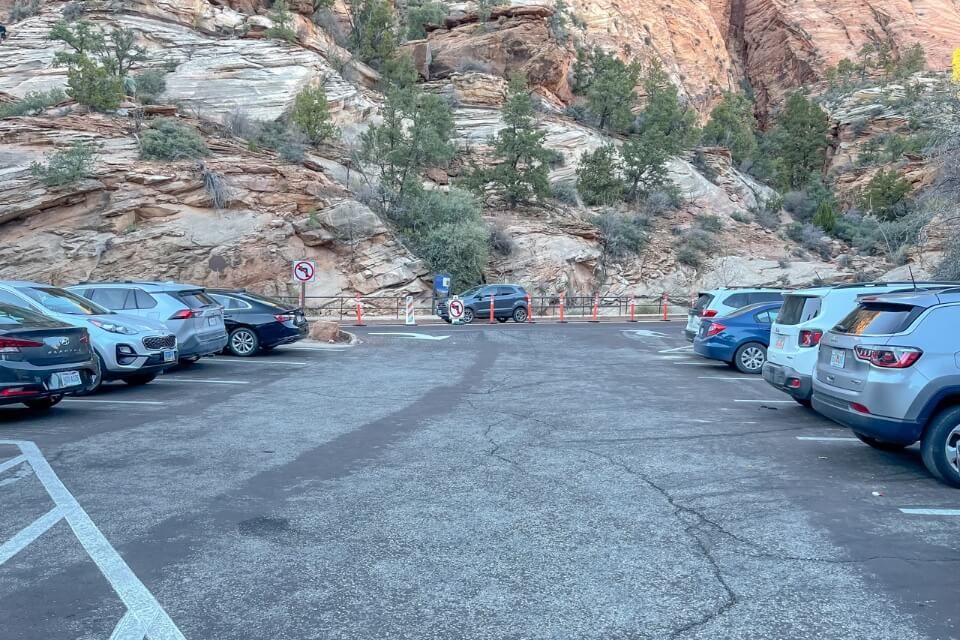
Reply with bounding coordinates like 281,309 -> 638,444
763,281 -> 957,405
684,288 -> 785,341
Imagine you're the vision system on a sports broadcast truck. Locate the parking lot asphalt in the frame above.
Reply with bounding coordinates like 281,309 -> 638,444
1,322 -> 958,639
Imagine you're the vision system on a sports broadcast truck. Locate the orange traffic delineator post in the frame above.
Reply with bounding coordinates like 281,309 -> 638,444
489,294 -> 496,324
589,293 -> 600,323
661,292 -> 669,321
628,297 -> 637,322
354,296 -> 365,326
525,293 -> 535,323
558,293 -> 567,323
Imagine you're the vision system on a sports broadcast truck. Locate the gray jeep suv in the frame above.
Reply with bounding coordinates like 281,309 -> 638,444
812,288 -> 960,486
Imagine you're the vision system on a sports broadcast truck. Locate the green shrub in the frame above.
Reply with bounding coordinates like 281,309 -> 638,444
731,211 -> 751,224
697,214 -> 722,232
859,169 -> 913,221
597,213 -> 649,258
576,144 -> 623,206
62,1 -> 85,21
935,233 -> 960,280
751,197 -> 782,230
406,1 -> 447,40
140,118 -> 208,160
674,228 -> 717,268
349,0 -> 396,69
290,84 -> 339,144
8,0 -> 41,22
813,200 -> 838,232
489,226 -> 514,256
133,70 -> 167,104
30,141 -> 96,187
66,56 -> 124,112
265,0 -> 297,42
0,89 -> 67,118
550,180 -> 579,205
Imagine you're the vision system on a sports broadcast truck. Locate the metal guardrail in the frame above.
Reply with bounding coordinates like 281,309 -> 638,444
275,295 -> 691,322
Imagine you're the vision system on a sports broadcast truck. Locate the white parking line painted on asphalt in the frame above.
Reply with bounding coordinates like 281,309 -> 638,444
0,440 -> 187,639
276,347 -> 348,352
795,436 -> 859,442
63,399 -> 165,406
733,399 -> 797,404
698,376 -> 764,381
0,454 -> 27,475
674,361 -> 724,366
156,378 -> 250,385
367,332 -> 450,341
202,358 -> 307,365
654,355 -> 689,360
899,508 -> 960,516
658,345 -> 694,353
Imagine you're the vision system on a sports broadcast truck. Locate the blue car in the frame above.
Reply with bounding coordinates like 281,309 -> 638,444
693,302 -> 782,373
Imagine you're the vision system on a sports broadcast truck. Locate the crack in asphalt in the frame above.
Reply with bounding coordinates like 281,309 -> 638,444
584,449 -> 739,638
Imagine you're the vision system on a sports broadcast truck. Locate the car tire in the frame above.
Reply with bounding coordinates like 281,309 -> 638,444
920,407 -> 960,487
180,355 -> 201,365
79,353 -> 106,395
733,342 -> 766,374
463,308 -> 476,324
123,373 -> 157,386
853,432 -> 909,451
23,395 -> 63,411
513,306 -> 528,323
497,317 -> 508,323
228,327 -> 260,357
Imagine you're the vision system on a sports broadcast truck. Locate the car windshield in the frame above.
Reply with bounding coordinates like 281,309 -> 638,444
19,286 -> 111,316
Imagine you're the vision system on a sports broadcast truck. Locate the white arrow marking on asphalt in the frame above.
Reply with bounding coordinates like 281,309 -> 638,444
623,329 -> 668,338
367,332 -> 450,341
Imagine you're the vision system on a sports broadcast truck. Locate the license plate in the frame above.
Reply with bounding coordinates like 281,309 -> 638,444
162,350 -> 176,363
207,315 -> 220,326
775,336 -> 785,349
49,370 -> 82,390
830,349 -> 846,369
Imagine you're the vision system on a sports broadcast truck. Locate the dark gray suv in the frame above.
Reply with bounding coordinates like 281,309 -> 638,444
437,284 -> 530,323
812,288 -> 960,486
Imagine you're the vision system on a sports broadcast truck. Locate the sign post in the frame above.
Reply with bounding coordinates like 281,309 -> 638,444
292,260 -> 316,310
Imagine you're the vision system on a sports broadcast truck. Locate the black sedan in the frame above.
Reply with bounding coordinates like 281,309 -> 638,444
208,289 -> 309,357
0,303 -> 99,411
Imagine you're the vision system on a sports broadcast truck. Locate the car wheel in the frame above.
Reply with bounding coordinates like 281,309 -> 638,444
79,353 -> 106,395
853,432 -> 909,451
123,373 -> 157,386
920,406 -> 960,487
734,342 -> 766,374
463,308 -> 476,324
23,395 -> 63,411
497,317 -> 508,323
228,327 -> 260,357
513,306 -> 528,323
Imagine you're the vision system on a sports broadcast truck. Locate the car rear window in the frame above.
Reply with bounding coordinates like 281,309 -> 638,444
692,293 -> 714,313
777,295 -> 822,325
173,291 -> 216,308
833,303 -> 924,335
241,291 -> 289,308
0,303 -> 59,327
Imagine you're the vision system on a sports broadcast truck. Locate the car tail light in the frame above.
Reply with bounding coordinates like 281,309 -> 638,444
0,337 -> 44,353
854,345 -> 922,368
798,329 -> 823,348
170,309 -> 196,320
787,378 -> 802,389
702,309 -> 718,318
79,332 -> 90,344
275,314 -> 295,323
851,402 -> 871,414
706,323 -> 726,337
0,387 -> 39,397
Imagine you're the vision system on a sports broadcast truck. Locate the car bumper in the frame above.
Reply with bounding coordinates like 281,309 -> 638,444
98,339 -> 179,379
179,332 -> 228,358
684,328 -> 697,342
0,357 -> 99,405
693,339 -> 732,363
762,361 -> 812,401
260,322 -> 308,348
812,391 -> 923,445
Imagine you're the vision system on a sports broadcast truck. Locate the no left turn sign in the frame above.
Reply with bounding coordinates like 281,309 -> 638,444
293,260 -> 316,283
448,298 -> 464,321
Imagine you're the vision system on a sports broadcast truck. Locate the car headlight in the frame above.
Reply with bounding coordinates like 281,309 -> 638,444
89,319 -> 138,335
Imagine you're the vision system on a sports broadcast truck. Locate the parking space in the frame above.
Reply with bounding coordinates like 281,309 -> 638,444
1,323 -> 958,639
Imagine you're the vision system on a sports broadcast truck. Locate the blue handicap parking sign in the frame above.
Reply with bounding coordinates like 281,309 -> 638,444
434,274 -> 451,295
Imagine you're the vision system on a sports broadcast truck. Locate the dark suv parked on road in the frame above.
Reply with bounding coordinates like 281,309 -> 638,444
437,284 -> 529,323
813,288 -> 960,486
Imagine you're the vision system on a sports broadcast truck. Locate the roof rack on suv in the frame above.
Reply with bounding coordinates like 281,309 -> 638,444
831,281 -> 960,289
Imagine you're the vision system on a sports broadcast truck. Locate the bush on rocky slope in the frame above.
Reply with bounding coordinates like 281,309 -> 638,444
30,142 -> 97,187
140,118 -> 208,161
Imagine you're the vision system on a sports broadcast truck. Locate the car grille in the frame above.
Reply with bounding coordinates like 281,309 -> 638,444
142,335 -> 176,350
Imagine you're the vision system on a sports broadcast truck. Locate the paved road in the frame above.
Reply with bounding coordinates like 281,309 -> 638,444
0,323 -> 958,639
